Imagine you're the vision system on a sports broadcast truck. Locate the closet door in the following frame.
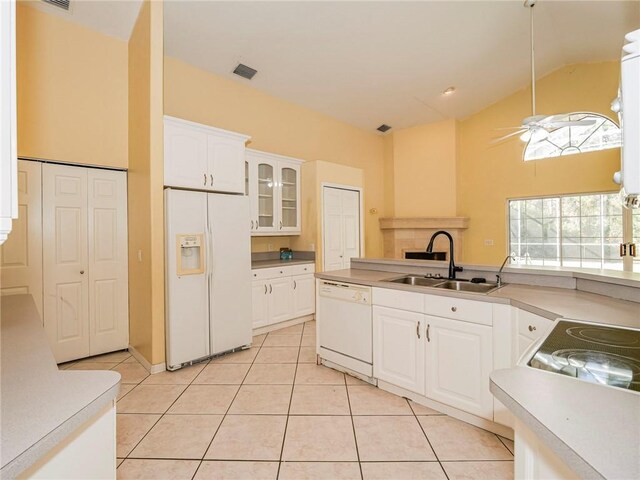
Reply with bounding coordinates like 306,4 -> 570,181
0,160 -> 43,318
87,169 -> 129,356
322,186 -> 361,271
43,164 -> 90,363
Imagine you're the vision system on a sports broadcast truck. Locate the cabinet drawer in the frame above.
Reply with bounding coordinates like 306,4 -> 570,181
518,310 -> 553,340
252,267 -> 289,281
289,263 -> 315,276
373,287 -> 423,313
423,294 -> 492,326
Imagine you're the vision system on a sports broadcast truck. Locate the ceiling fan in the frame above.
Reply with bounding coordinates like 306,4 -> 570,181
493,0 -> 596,144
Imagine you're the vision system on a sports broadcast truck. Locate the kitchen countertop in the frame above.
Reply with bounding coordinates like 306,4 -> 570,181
490,368 -> 640,480
316,267 -> 640,479
315,268 -> 640,327
252,258 -> 315,269
1,295 -> 121,479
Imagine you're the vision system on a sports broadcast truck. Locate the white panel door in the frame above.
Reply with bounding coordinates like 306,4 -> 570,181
165,188 -> 210,369
208,134 -> 245,194
43,164 -> 90,363
268,277 -> 293,324
341,189 -> 360,268
87,169 -> 129,356
208,193 -> 252,354
1,160 -> 43,317
373,306 -> 425,395
322,186 -> 361,271
251,280 -> 269,329
323,187 -> 345,271
164,119 -> 209,190
292,273 -> 315,317
425,315 -> 494,419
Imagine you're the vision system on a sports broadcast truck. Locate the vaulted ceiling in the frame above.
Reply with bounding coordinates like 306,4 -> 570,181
28,0 -> 640,131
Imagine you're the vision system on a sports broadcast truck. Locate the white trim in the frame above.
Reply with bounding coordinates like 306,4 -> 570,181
246,148 -> 304,166
163,115 -> 251,143
320,182 -> 365,272
128,345 -> 166,374
252,314 -> 314,336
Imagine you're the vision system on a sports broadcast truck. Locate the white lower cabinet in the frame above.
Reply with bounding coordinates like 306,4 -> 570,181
292,273 -> 315,317
373,306 -> 425,395
268,277 -> 294,323
424,314 -> 494,419
251,264 -> 315,330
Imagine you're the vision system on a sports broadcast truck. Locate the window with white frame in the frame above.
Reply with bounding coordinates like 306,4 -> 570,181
508,192 -> 636,271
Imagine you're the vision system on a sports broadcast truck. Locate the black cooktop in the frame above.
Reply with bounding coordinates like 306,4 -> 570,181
529,320 -> 640,392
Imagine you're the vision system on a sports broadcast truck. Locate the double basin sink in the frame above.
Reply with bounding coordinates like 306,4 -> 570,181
386,275 -> 502,294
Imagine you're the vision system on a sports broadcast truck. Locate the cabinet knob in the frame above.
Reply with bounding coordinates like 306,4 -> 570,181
280,270 -> 283,274
528,325 -> 537,332
451,306 -> 457,312
80,270 -> 85,275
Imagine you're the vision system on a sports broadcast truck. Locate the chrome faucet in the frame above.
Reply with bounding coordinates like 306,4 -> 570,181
426,230 -> 463,280
496,255 -> 515,287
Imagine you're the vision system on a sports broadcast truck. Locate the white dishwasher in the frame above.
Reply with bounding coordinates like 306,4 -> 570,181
317,280 -> 373,377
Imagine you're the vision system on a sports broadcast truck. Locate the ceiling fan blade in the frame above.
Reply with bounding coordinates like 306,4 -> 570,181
545,120 -> 597,128
491,129 -> 528,144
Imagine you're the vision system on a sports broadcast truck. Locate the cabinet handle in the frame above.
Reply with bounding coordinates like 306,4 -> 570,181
251,220 -> 254,230
451,306 -> 457,312
416,321 -> 421,339
204,173 -> 207,185
528,325 -> 537,332
256,219 -> 259,230
280,221 -> 283,230
426,324 -> 431,342
210,174 -> 214,186
264,284 -> 267,294
269,284 -> 272,294
293,280 -> 297,290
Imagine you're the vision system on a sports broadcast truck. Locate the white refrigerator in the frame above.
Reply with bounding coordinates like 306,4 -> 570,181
165,188 -> 252,370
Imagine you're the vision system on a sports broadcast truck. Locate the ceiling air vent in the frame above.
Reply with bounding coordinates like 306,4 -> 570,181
233,63 -> 258,80
42,0 -> 70,11
377,124 -> 392,133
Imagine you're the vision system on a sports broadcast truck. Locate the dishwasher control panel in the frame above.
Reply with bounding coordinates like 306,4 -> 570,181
319,281 -> 371,304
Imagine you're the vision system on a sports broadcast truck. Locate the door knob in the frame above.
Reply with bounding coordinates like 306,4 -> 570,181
528,325 -> 537,332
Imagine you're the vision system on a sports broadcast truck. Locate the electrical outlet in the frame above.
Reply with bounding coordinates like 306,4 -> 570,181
484,239 -> 494,246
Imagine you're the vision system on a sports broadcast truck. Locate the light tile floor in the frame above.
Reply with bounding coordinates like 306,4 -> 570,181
60,320 -> 515,480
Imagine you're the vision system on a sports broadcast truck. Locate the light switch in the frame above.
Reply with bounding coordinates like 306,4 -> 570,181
137,249 -> 143,262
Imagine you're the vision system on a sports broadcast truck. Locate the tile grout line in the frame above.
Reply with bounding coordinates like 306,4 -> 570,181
344,371 -> 364,480
409,401 -> 450,480
190,334 -> 268,480
275,326 -> 304,480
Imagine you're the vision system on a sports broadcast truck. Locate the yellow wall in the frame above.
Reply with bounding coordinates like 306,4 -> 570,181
163,57 -> 386,258
16,2 -> 128,168
390,119 -> 457,217
457,62 -> 620,265
127,0 -> 165,365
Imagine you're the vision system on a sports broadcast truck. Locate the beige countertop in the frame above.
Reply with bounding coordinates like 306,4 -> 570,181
251,258 -> 315,269
316,269 -> 640,327
1,295 -> 121,479
490,368 -> 640,480
316,267 -> 640,479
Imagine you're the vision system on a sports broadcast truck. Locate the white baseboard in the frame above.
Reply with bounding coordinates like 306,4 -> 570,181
128,345 -> 166,374
253,314 -> 315,336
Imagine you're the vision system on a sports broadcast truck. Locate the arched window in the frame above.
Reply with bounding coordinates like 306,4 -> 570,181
523,112 -> 621,161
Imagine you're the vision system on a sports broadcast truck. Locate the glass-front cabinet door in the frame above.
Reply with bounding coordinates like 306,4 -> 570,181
279,163 -> 300,232
257,160 -> 276,230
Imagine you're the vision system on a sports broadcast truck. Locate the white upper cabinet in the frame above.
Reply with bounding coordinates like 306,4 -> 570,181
164,116 -> 250,193
246,149 -> 302,235
0,0 -> 17,245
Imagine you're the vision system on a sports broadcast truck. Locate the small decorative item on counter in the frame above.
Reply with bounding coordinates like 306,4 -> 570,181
280,248 -> 293,260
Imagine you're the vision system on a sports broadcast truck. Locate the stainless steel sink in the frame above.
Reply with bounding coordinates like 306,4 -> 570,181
386,275 -> 444,287
432,280 -> 501,294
